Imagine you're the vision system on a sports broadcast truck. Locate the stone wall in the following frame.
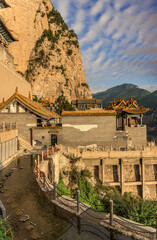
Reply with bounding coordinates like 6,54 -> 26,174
0,113 -> 36,142
82,150 -> 157,200
0,60 -> 31,102
59,115 -> 116,147
125,125 -> 147,147
32,127 -> 53,147
0,128 -> 18,169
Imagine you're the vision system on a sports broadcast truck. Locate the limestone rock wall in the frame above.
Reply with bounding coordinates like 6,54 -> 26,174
1,0 -> 92,102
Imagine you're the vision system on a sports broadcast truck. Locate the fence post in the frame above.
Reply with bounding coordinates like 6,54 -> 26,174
77,190 -> 80,213
110,200 -> 113,226
43,172 -> 46,189
41,151 -> 43,162
54,182 -> 57,201
156,212 -> 157,239
47,147 -> 49,157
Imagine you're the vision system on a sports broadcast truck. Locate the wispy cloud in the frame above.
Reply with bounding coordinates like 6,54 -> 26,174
52,0 -> 157,92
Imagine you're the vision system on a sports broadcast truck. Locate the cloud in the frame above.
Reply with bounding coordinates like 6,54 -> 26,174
52,0 -> 157,93
71,9 -> 85,33
90,0 -> 105,16
56,0 -> 71,21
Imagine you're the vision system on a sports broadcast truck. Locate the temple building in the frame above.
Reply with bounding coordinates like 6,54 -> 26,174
58,97 -> 150,149
71,98 -> 102,110
0,88 -> 60,148
108,97 -> 150,130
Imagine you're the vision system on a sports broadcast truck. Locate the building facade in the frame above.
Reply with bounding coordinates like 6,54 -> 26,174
0,89 -> 59,148
71,98 -> 102,110
0,122 -> 18,169
0,2 -> 31,101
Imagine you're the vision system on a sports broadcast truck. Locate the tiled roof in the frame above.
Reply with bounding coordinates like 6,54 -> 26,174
0,89 -> 59,119
0,16 -> 18,43
62,110 -> 116,116
123,108 -> 150,114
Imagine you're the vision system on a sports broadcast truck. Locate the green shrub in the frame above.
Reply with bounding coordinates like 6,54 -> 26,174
41,12 -> 45,17
67,49 -> 73,56
0,218 -> 14,239
57,174 -> 70,197
81,82 -> 89,87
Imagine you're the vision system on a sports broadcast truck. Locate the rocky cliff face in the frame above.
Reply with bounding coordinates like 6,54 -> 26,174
1,0 -> 92,102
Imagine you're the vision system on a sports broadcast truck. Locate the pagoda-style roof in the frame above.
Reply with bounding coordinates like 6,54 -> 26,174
0,0 -> 10,8
122,107 -> 149,115
0,16 -> 17,45
0,88 -> 59,120
108,97 -> 149,115
62,110 -> 116,116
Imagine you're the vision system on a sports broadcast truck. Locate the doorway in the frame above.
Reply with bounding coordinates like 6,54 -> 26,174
51,134 -> 57,146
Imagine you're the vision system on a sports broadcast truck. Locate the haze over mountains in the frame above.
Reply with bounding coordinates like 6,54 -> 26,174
93,84 -> 157,108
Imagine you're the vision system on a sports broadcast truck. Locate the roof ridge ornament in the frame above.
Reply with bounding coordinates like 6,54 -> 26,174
15,87 -> 18,93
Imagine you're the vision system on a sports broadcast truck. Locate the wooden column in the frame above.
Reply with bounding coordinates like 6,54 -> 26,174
120,159 -> 124,195
141,158 -> 145,198
141,114 -> 143,127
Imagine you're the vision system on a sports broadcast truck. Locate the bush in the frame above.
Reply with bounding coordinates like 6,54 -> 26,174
57,174 -> 70,197
81,82 -> 89,87
67,49 -> 73,56
0,218 -> 14,239
55,94 -> 75,115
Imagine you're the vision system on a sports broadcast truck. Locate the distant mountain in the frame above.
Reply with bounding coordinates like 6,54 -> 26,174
138,91 -> 157,108
93,83 -> 150,107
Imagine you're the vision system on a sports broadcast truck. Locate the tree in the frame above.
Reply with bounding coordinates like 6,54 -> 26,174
55,94 -> 75,115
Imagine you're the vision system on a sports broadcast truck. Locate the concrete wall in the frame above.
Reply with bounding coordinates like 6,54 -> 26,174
82,150 -> 157,200
125,125 -> 147,147
59,115 -> 116,147
32,128 -> 52,147
0,59 -> 31,102
0,113 -> 36,142
0,127 -> 18,165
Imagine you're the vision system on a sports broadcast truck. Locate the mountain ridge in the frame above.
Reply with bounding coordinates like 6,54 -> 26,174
93,83 -> 155,107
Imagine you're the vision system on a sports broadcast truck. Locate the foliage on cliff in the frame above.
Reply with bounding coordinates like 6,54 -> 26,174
23,0 -> 92,102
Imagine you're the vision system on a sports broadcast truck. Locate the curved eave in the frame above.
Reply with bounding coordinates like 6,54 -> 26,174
0,0 -> 10,8
123,108 -> 150,114
0,16 -> 18,42
0,93 -> 58,120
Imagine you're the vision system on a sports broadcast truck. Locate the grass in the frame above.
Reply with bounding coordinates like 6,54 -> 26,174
0,218 -> 14,240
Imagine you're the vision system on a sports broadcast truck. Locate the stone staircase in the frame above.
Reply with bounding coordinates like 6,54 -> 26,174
18,136 -> 32,151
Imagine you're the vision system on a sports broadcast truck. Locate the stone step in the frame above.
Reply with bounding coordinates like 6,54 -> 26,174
18,136 -> 32,150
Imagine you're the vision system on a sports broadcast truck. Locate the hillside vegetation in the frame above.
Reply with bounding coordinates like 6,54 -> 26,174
93,83 -> 150,107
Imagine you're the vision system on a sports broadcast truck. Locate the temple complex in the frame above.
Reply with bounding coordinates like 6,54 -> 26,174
0,88 -> 60,147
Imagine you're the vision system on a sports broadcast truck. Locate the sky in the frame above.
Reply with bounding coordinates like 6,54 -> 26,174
51,0 -> 157,93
